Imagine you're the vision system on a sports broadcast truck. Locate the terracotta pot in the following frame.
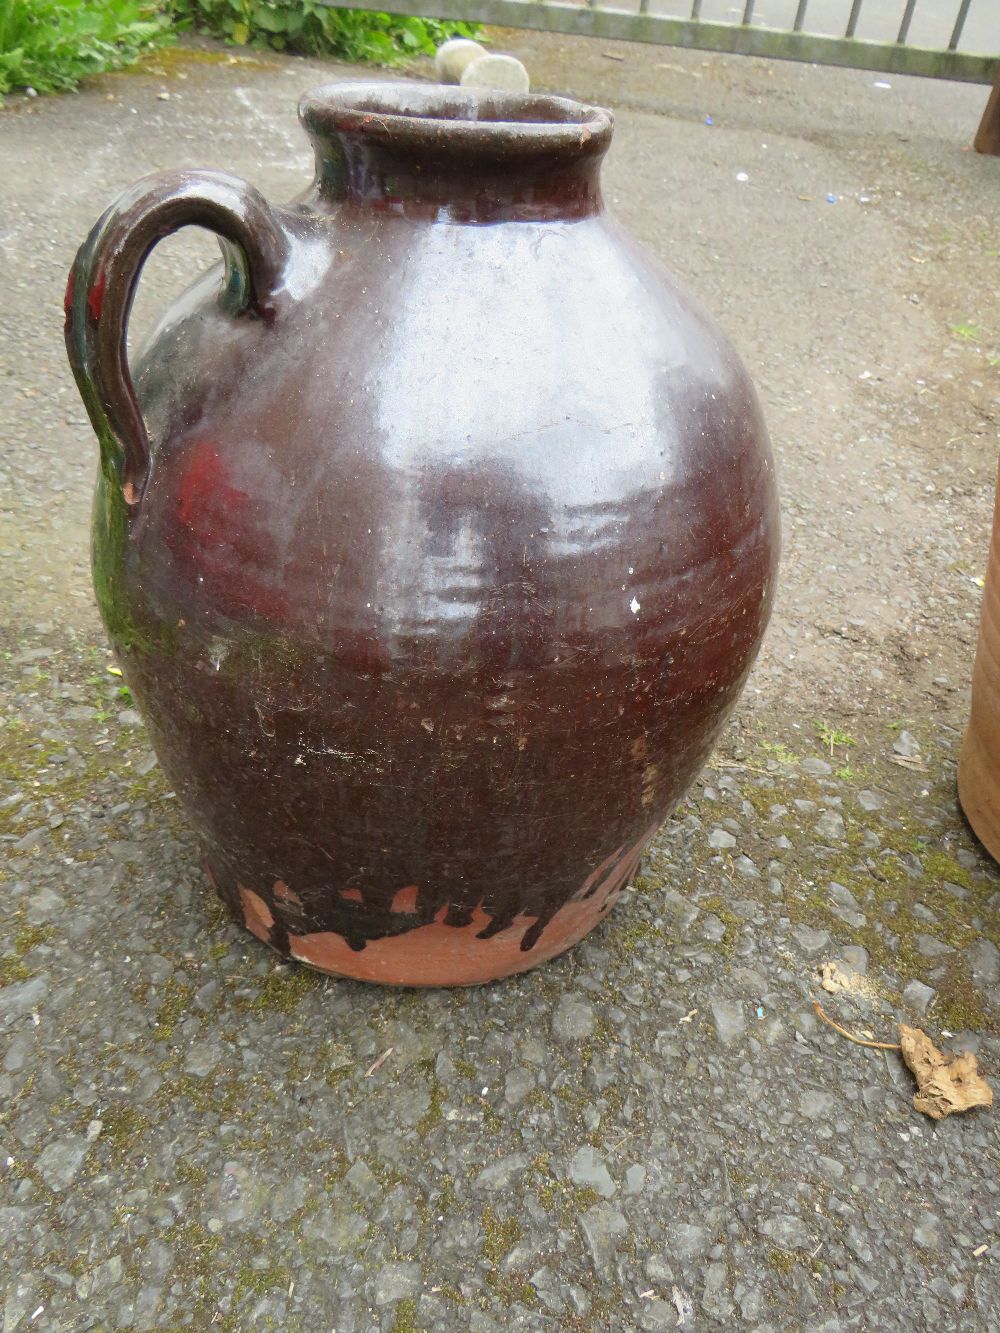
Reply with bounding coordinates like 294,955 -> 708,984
959,463 -> 1000,859
64,83 -> 779,985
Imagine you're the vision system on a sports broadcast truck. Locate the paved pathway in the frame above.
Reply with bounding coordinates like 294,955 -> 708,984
1,34 -> 998,1331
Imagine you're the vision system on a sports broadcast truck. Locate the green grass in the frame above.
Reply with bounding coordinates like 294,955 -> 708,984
949,319 -> 980,342
815,721 -> 855,755
0,0 -> 482,98
0,0 -> 172,94
761,740 -> 798,766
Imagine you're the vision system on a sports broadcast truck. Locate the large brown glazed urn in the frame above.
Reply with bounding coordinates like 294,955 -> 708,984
64,83 -> 780,985
959,466 -> 1000,860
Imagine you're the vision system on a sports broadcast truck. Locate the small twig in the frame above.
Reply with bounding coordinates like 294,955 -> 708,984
813,1002 -> 900,1051
365,1046 -> 394,1077
888,754 -> 929,772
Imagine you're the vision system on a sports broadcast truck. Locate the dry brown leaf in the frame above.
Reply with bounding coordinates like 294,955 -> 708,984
898,1024 -> 994,1120
815,1005 -> 994,1119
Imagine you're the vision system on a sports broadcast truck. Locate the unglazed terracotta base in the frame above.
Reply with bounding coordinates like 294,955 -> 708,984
958,460 -> 1000,864
958,725 -> 1000,863
227,827 -> 654,987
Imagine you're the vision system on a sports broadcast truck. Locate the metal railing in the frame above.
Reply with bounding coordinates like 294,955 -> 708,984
320,0 -> 998,83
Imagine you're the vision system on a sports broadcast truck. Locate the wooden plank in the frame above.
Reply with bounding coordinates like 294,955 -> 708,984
317,0 -> 999,85
975,63 -> 1000,154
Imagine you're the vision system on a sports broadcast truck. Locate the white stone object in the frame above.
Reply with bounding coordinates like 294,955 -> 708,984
434,39 -> 487,84
460,54 -> 530,94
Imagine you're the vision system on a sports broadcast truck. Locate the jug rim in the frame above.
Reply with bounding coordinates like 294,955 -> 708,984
299,81 -> 613,161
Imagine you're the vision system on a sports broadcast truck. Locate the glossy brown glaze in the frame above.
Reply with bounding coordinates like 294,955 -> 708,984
65,83 -> 779,985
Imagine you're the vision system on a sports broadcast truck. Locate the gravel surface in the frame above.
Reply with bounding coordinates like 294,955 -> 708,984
2,33 -> 999,1332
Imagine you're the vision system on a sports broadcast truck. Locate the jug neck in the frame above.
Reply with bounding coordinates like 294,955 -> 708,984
299,83 -> 612,223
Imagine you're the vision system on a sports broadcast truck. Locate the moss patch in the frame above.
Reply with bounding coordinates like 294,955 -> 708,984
768,1248 -> 797,1275
1,922 -> 56,986
391,1297 -> 423,1332
481,1207 -> 522,1265
233,1260 -> 291,1305
154,977 -> 193,1040
415,1058 -> 444,1137
673,735 -> 1000,1034
101,1104 -> 153,1164
700,895 -> 743,957
240,966 -> 322,1015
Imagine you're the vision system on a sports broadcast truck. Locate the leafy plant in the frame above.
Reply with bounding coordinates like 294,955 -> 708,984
0,0 -> 481,98
170,0 -> 481,66
760,740 -> 797,766
949,319 -> 979,342
815,721 -> 855,756
0,0 -> 173,94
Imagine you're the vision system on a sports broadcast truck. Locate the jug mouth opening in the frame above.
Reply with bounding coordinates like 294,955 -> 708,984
299,82 -> 613,160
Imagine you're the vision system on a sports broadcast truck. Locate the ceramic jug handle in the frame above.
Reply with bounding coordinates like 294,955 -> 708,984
64,168 -> 289,508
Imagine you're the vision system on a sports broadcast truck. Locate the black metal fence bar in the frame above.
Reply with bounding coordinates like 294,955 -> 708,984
793,0 -> 809,34
319,0 -> 997,85
845,0 -> 864,39
897,0 -> 919,44
949,0 -> 973,50
742,0 -> 755,24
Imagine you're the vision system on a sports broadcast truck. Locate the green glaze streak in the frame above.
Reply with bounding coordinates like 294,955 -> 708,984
91,467 -> 135,648
317,0 -> 998,84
